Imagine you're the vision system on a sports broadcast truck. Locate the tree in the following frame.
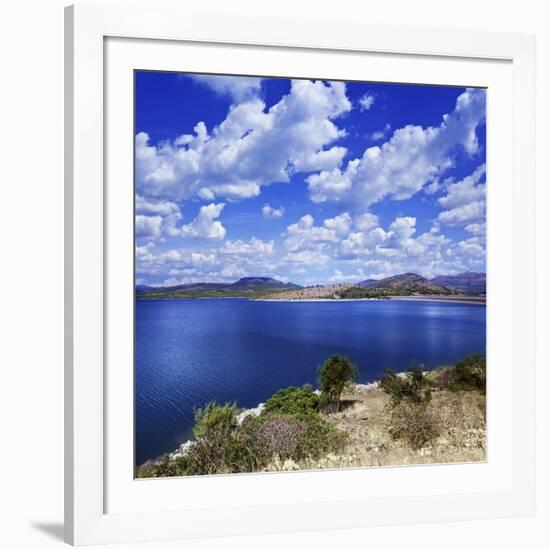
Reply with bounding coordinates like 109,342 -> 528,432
187,402 -> 238,474
264,386 -> 320,419
380,365 -> 432,407
192,401 -> 237,440
317,354 -> 358,412
448,354 -> 486,392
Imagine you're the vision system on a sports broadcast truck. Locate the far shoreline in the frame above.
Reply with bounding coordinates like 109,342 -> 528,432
137,294 -> 486,305
254,294 -> 486,305
387,295 -> 486,305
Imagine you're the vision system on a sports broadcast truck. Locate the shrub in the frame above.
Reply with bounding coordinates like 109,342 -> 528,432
222,418 -> 268,473
317,354 -> 358,412
427,366 -> 452,389
256,415 -> 306,460
136,383 -> 350,477
184,402 -> 238,475
380,365 -> 432,407
182,438 -> 225,475
294,413 -> 348,459
388,401 -> 441,450
447,354 -> 486,392
136,455 -> 187,478
192,401 -> 237,440
219,411 -> 348,472
264,386 -> 320,419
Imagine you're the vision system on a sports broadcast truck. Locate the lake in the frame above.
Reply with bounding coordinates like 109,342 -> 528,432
135,298 -> 486,464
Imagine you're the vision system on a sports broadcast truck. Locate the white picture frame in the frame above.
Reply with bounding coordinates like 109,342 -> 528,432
65,0 -> 536,545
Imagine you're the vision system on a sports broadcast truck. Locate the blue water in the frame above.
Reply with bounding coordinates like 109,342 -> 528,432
135,298 -> 486,464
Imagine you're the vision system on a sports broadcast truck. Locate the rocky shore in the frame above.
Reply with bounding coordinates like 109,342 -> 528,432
143,369 -> 485,473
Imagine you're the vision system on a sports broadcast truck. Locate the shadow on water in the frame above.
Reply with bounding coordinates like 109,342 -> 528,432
31,522 -> 64,542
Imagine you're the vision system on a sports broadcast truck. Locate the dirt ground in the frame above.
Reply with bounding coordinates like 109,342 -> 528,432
272,386 -> 486,472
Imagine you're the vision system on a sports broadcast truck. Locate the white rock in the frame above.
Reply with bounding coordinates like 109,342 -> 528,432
169,440 -> 193,460
355,381 -> 380,392
236,402 -> 265,425
282,459 -> 300,471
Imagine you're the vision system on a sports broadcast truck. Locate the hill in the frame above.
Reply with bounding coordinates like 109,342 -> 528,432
430,272 -> 486,295
260,273 -> 454,301
258,284 -> 354,301
356,278 -> 378,288
137,272 -> 486,301
229,277 -> 300,292
354,272 -> 453,295
136,277 -> 301,299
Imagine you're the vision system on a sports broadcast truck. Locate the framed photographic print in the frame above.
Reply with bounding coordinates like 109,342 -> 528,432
65,0 -> 536,545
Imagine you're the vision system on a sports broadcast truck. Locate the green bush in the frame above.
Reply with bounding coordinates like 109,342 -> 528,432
142,396 -> 349,477
317,354 -> 358,412
447,354 -> 486,392
136,358 -> 357,477
192,401 -> 237,439
264,386 -> 320,419
182,402 -> 238,475
380,365 -> 432,407
136,455 -> 188,478
293,413 -> 348,459
248,412 -> 347,464
388,401 -> 441,450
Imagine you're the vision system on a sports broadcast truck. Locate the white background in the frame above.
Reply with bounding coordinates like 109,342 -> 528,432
0,0 -> 546,548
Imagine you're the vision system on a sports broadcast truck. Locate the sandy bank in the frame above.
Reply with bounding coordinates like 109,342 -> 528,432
254,297 -> 384,302
387,295 -> 486,305
254,295 -> 485,305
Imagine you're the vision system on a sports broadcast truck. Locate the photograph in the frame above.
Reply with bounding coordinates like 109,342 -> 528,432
134,71 -> 487,478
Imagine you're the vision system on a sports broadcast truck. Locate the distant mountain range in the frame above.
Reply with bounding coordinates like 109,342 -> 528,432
136,272 -> 486,300
357,272 -> 451,293
358,271 -> 485,295
431,272 -> 486,294
136,277 -> 301,299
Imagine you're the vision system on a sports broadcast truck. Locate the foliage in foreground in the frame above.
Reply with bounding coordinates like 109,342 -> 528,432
380,365 -> 433,407
137,395 -> 347,478
380,365 -> 440,448
137,353 -> 487,477
380,355 -> 486,449
264,386 -> 320,419
388,401 -> 441,449
318,355 -> 358,412
447,354 -> 486,392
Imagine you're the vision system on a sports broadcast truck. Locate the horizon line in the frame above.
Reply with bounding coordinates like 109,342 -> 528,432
136,271 -> 487,289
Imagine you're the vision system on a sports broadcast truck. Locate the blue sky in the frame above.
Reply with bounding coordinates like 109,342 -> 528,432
135,72 -> 486,287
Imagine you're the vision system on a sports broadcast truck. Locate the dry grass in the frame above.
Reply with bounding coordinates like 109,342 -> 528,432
286,386 -> 486,472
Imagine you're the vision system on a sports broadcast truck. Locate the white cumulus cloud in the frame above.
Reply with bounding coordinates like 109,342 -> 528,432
359,93 -> 375,111
283,213 -> 351,252
136,79 -> 352,203
135,215 -> 163,239
262,204 -> 285,219
306,88 -> 486,207
458,236 -> 485,257
437,164 -> 486,226
190,75 -> 263,102
221,237 -> 274,256
370,124 -> 391,141
170,203 -> 226,240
